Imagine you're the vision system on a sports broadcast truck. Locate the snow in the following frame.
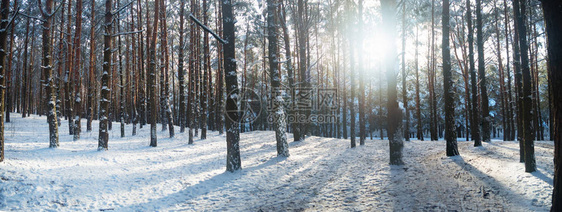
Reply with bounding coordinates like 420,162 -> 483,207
0,114 -> 554,211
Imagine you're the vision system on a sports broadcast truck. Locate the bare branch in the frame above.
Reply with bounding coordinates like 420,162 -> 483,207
189,14 -> 227,45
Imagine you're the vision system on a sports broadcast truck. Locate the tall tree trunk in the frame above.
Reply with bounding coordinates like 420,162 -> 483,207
504,0 -> 514,141
267,0 -> 289,157
222,0 -> 241,172
118,2 -> 126,138
358,0 -> 366,145
476,0 -> 490,143
5,0 -> 16,123
215,0 -> 224,135
149,0 -> 160,147
515,0 -> 536,172
201,0 -> 209,140
401,0 -> 409,142
21,6 -> 31,119
73,0 -> 83,141
40,0 -> 60,148
467,0 -> 480,146
178,0 -> 186,133
65,0 -> 73,135
382,0 -> 404,165
87,0 -> 96,132
493,0 -> 507,141
443,0 -> 459,156
349,14 -> 356,148
159,0 -> 174,138
279,0 -> 295,140
429,0 -> 438,141
0,0 -> 8,161
98,0 -> 112,150
415,24 -> 423,141
539,1 -> 562,210
512,0 -> 524,162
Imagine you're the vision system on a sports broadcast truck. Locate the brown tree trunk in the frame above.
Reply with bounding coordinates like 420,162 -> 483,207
515,0 -> 536,172
149,0 -> 160,147
87,0 -> 96,132
382,0 -> 404,165
72,0 -> 83,141
539,1 -> 562,210
443,0 -> 459,156
476,0 -> 490,142
0,0 -> 8,161
40,0 -> 60,148
222,0 -> 241,172
98,0 -> 113,150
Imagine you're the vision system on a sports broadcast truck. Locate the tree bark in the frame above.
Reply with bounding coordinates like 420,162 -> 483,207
515,0 -> 536,172
539,1 -> 562,209
382,0 -> 404,165
87,0 -> 96,132
72,0 -> 83,141
268,0 -> 289,157
443,0 -> 459,156
401,0 -> 409,142
222,0 -> 241,172
178,0 -> 186,133
476,0 -> 490,143
98,0 -> 112,150
0,0 -> 8,161
149,0 -> 160,147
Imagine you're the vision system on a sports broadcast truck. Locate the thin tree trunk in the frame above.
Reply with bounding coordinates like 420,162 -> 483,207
21,6 -> 31,119
476,0 -> 490,142
401,1 -> 409,142
201,0 -> 209,140
358,0 -> 366,145
87,0 -> 96,132
515,0 -> 536,172
178,0 -> 186,133
149,0 -> 160,147
415,24 -> 423,141
73,0 -> 83,141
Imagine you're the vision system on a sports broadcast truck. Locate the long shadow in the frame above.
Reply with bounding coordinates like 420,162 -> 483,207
531,170 -> 553,186
451,156 -> 546,210
119,155 -> 289,211
487,141 -> 521,152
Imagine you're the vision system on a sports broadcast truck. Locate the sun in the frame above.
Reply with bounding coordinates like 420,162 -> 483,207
361,31 -> 387,63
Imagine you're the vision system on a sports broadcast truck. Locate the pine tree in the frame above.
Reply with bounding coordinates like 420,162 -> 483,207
87,0 -> 96,132
178,0 -> 187,133
443,0 -> 458,156
382,0 -> 404,165
476,0 -> 490,143
539,1 -> 562,210
267,0 -> 289,157
514,0 -> 535,172
98,0 -> 112,150
0,0 -> 8,161
467,0 -> 480,146
222,0 -> 241,172
39,0 -> 60,148
149,0 -> 160,147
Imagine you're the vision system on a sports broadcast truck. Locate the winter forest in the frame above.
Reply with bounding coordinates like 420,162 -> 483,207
0,0 -> 561,210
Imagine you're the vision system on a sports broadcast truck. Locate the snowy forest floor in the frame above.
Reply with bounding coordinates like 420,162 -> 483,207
0,114 -> 553,211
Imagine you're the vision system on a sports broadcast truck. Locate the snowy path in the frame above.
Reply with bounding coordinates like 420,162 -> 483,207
0,114 -> 553,211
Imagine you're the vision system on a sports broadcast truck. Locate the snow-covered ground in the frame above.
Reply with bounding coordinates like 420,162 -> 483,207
0,114 -> 553,211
